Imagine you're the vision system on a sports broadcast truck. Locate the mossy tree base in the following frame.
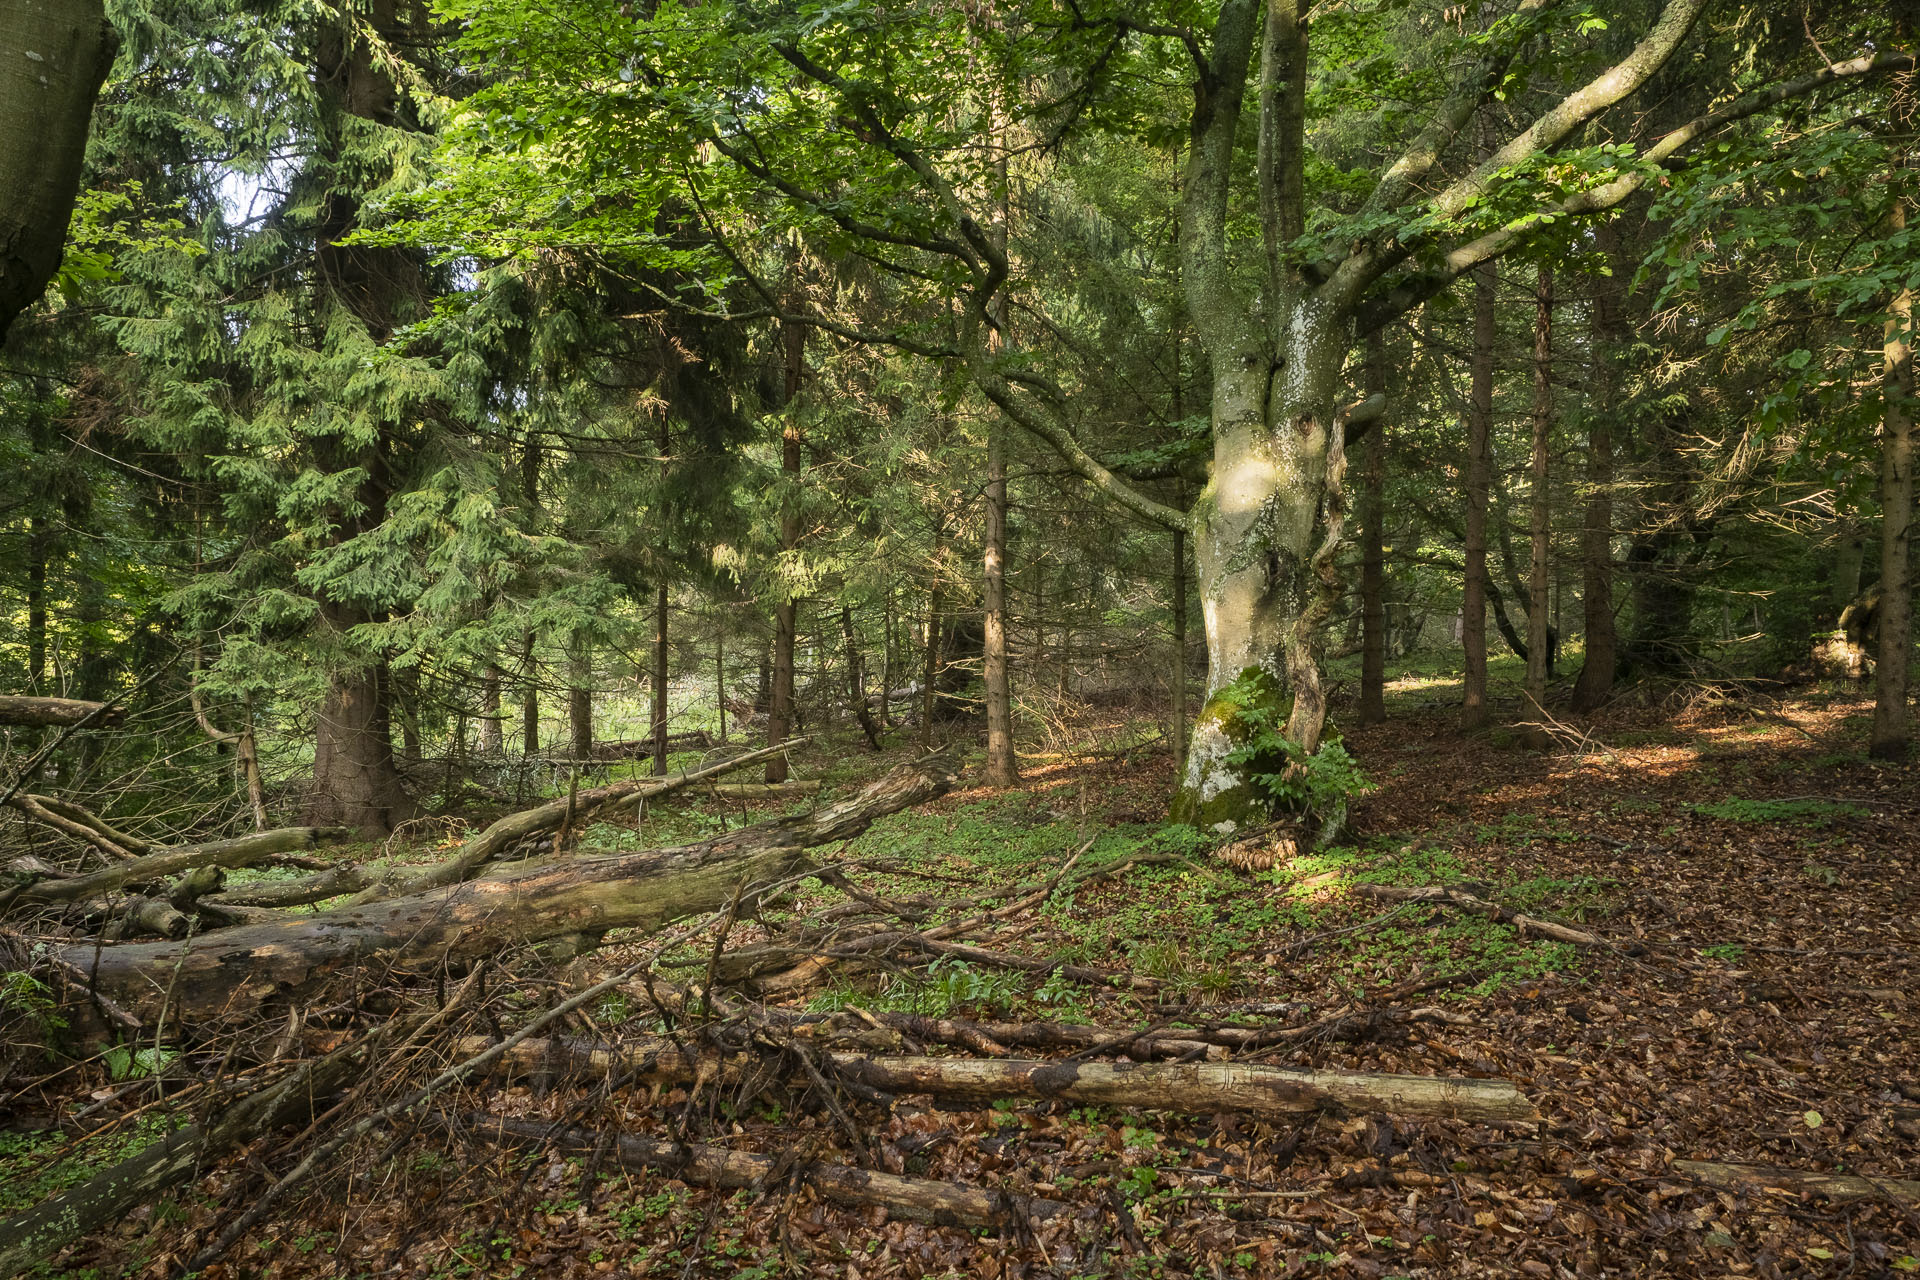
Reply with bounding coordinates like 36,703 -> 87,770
1171,669 -> 1291,834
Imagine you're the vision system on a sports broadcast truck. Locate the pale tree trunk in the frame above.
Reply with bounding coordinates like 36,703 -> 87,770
1521,266 -> 1553,748
1461,259 -> 1496,731
0,0 -> 115,341
1172,309 -> 1349,829
1358,331 -> 1388,725
1871,246 -> 1914,760
1572,227 -> 1623,711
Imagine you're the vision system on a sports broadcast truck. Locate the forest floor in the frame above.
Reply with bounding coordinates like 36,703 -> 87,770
11,669 -> 1919,1279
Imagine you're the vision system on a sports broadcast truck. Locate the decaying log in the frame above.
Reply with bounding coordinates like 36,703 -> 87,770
106,895 -> 190,941
59,754 -> 955,1021
1352,883 -> 1603,946
0,695 -> 125,728
7,827 -> 350,907
1672,1159 -> 1920,1203
0,1024 -> 405,1280
836,1056 -> 1537,1123
457,1035 -> 1536,1123
458,1114 -> 1075,1229
343,738 -> 805,905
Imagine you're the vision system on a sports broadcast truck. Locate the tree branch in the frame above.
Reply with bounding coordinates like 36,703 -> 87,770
1357,50 -> 1919,330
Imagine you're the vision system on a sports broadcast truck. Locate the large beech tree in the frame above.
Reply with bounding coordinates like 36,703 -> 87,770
392,0 -> 1910,826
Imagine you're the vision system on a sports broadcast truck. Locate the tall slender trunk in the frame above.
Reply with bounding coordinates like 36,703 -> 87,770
520,632 -> 539,755
652,583 -> 670,775
982,124 -> 1017,787
1461,261 -> 1496,731
714,624 -> 727,744
1171,518 -> 1189,778
1871,222 -> 1914,759
983,422 -> 1016,784
479,664 -> 503,753
26,516 -> 47,691
569,643 -> 593,759
878,587 -> 895,729
766,321 -> 805,783
919,572 -> 943,754
1359,332 -> 1388,725
842,605 -> 882,750
1572,226 -> 1623,711
1522,266 -> 1553,747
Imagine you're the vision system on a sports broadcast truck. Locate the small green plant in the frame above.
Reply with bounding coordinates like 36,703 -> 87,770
1699,942 -> 1746,961
102,1044 -> 177,1082
0,971 -> 66,1043
1692,797 -> 1864,824
1217,673 -> 1373,818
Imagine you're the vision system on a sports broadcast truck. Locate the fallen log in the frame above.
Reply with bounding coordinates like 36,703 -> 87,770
7,826 -> 351,907
458,1114 -> 1075,1229
458,1035 -> 1537,1123
343,738 -> 805,905
837,1056 -> 1537,1123
59,754 -> 955,1022
0,695 -> 125,728
1672,1159 -> 1920,1203
0,1023 -> 406,1280
1352,883 -> 1602,946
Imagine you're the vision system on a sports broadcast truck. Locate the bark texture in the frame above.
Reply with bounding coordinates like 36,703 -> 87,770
1522,266 -> 1553,745
1461,259 -> 1496,731
1571,225 -> 1623,710
0,0 -> 115,341
1871,264 -> 1913,759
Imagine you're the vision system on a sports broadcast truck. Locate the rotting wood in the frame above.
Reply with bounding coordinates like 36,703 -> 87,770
835,1055 -> 1538,1123
57,754 -> 954,1022
455,1114 -> 1075,1229
7,826 -> 351,907
456,1035 -> 1537,1123
1672,1159 -> 1920,1203
343,738 -> 806,905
